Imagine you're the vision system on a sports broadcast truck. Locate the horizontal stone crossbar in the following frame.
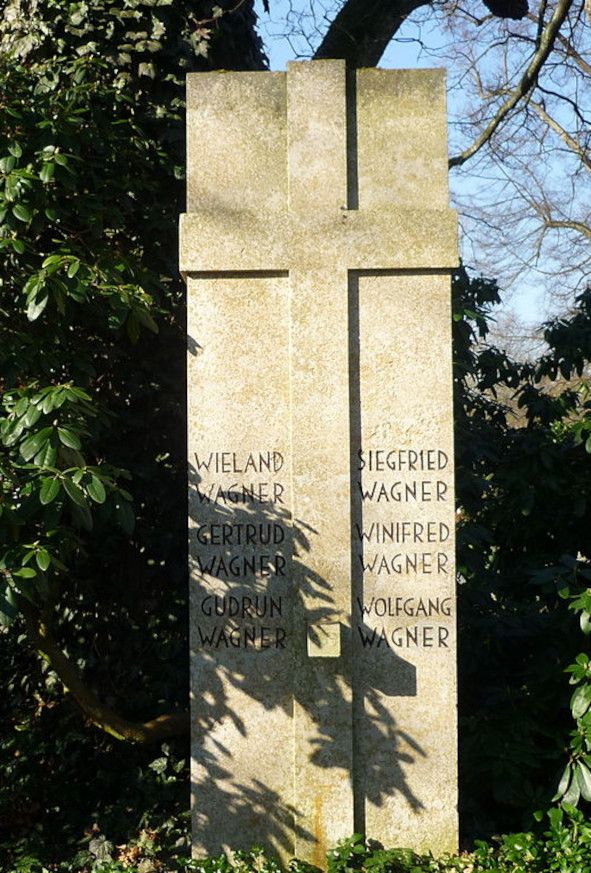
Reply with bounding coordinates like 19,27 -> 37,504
180,207 -> 458,275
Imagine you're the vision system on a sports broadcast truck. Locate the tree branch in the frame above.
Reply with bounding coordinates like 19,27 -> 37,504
312,0 -> 432,67
543,218 -> 591,238
449,0 -> 574,168
529,11 -> 591,75
529,100 -> 591,171
18,596 -> 189,744
537,84 -> 590,125
556,30 -> 591,74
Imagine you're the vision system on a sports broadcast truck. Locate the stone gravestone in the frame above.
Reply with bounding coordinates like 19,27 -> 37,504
181,60 -> 458,866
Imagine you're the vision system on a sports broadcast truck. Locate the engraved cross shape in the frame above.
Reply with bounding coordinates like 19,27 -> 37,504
180,61 -> 456,276
182,59 -> 459,862
180,59 -> 457,633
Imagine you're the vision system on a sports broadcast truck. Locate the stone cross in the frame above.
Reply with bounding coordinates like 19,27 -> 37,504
181,60 -> 458,866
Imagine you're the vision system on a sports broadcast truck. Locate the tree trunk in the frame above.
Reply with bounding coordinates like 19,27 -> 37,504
313,0 -> 434,67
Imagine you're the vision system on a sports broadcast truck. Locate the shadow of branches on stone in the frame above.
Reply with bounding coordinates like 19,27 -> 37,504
188,463 -> 425,856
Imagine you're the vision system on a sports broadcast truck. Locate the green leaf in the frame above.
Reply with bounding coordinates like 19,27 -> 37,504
64,386 -> 91,402
135,308 -> 159,333
581,611 -> 591,635
8,142 -> 22,158
20,427 -> 53,462
563,773 -> 581,806
576,761 -> 591,802
34,440 -> 57,467
15,397 -> 29,417
5,175 -> 17,201
41,393 -> 57,414
2,422 -> 24,447
13,238 -> 25,254
41,256 -> 61,269
12,203 -> 32,223
0,155 -> 16,173
53,390 -> 67,409
39,477 -> 60,505
39,162 -> 55,183
586,435 -> 591,453
87,475 -> 106,504
0,588 -> 18,627
63,478 -> 87,507
53,153 -> 69,167
27,295 -> 49,322
67,259 -> 80,278
57,427 -> 81,450
13,567 -> 36,579
571,684 -> 591,719
148,757 -> 168,774
555,764 -> 572,800
35,549 -> 51,572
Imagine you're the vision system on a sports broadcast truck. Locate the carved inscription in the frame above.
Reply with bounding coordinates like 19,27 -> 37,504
355,447 -> 454,650
193,450 -> 289,650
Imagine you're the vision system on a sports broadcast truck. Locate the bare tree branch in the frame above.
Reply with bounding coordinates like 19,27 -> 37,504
543,218 -> 591,237
527,9 -> 591,73
556,29 -> 591,73
537,84 -> 590,125
449,0 -> 574,168
18,596 -> 189,744
312,0 -> 432,66
529,100 -> 591,170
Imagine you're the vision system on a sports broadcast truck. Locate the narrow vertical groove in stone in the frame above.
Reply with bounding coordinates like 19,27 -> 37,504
346,69 -> 359,211
287,254 -> 298,861
348,272 -> 365,836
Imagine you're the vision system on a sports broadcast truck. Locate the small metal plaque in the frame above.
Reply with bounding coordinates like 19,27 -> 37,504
307,621 -> 341,658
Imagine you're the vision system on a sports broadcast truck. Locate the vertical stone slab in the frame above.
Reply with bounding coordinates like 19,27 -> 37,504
186,73 -> 296,859
353,273 -> 457,851
182,60 -> 458,866
355,68 -> 449,208
186,71 -> 287,212
287,61 -> 354,864
351,68 -> 457,852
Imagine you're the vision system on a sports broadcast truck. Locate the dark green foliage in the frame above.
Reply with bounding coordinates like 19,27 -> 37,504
0,0 -> 264,861
0,46 -> 186,694
323,816 -> 591,873
0,0 -> 266,87
453,272 -> 591,837
2,0 -> 591,863
6,814 -> 591,872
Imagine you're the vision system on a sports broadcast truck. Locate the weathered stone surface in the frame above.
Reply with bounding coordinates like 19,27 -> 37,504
179,208 -> 457,273
352,273 -> 457,851
182,59 -> 458,865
